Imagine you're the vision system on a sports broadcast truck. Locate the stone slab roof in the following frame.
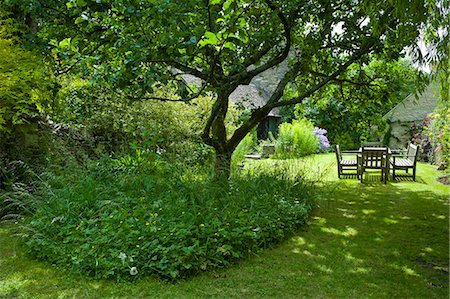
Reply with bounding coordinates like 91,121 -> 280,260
383,80 -> 439,122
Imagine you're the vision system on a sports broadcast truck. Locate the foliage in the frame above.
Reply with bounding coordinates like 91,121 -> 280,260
114,148 -> 158,175
294,58 -> 418,149
414,108 -> 450,168
0,21 -> 50,137
0,160 -> 36,191
273,119 -> 319,159
11,158 -> 314,280
49,79 -> 218,165
429,107 -> 450,168
9,0 -> 440,179
410,116 -> 433,162
410,0 -> 449,102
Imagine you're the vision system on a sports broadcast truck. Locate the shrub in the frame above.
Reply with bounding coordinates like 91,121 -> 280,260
417,108 -> 450,169
429,108 -> 450,168
410,116 -> 433,161
0,22 -> 50,138
273,119 -> 319,158
0,21 -> 54,169
12,158 -> 314,280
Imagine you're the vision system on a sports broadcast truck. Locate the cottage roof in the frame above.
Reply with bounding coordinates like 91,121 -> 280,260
383,80 -> 439,122
181,52 -> 296,118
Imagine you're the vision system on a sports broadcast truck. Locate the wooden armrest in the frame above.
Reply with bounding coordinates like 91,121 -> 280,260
342,150 -> 359,154
390,149 -> 406,154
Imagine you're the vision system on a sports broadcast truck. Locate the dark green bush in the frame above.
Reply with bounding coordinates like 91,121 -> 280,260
15,159 -> 314,280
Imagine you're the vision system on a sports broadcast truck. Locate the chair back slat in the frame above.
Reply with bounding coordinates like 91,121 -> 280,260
362,141 -> 383,147
406,144 -> 418,164
335,144 -> 342,162
361,147 -> 388,169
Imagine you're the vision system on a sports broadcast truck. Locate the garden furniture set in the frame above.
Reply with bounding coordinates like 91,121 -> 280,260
335,143 -> 419,183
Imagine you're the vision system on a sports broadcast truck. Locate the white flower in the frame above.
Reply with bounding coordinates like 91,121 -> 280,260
130,267 -> 138,276
156,146 -> 166,155
119,252 -> 127,262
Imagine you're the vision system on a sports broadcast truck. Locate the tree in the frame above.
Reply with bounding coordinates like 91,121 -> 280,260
295,58 -> 418,148
408,0 -> 449,103
12,0 -> 444,179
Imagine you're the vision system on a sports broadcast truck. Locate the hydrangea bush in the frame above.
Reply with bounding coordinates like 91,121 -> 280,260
313,127 -> 330,152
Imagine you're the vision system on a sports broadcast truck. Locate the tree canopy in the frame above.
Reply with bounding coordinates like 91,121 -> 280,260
293,58 -> 418,148
5,0 -> 447,178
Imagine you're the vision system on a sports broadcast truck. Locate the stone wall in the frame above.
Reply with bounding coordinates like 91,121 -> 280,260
386,121 -> 413,149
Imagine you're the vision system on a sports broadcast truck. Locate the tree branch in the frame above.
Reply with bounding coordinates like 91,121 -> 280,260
228,0 -> 292,84
147,59 -> 209,81
227,60 -> 302,148
311,71 -> 381,88
272,41 -> 375,108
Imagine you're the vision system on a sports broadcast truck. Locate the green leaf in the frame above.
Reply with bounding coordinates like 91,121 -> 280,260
237,17 -> 246,28
76,0 -> 87,7
223,0 -> 234,10
223,42 -> 236,51
59,38 -> 72,48
209,0 -> 221,5
75,16 -> 85,25
198,31 -> 219,48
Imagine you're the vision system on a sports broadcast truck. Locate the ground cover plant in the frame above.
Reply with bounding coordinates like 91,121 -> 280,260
7,158 -> 314,280
0,153 -> 448,298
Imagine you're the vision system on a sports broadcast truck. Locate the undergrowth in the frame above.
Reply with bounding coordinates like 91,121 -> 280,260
5,158 -> 316,280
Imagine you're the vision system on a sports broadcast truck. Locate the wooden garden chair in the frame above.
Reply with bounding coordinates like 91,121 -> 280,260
335,144 -> 358,178
390,143 -> 419,181
358,147 -> 389,183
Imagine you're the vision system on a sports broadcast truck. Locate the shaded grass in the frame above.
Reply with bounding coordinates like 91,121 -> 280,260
1,153 -> 449,298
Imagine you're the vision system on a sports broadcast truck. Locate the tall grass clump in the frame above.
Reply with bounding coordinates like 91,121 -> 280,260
11,157 -> 315,280
273,119 -> 319,158
231,132 -> 256,167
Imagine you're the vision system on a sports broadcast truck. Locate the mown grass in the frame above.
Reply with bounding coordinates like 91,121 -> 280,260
1,153 -> 449,298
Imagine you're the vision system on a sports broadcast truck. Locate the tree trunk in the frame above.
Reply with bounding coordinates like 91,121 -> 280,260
214,151 -> 232,181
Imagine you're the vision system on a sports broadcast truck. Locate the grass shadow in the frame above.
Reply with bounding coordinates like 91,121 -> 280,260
0,154 -> 448,298
281,180 -> 449,298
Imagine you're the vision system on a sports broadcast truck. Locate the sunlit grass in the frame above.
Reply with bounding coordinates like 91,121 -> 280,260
1,153 -> 449,298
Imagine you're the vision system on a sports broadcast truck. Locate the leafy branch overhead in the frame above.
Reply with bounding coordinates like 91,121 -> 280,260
15,0 -> 446,178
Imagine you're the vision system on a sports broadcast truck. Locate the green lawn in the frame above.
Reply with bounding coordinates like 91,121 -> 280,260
1,153 -> 449,298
